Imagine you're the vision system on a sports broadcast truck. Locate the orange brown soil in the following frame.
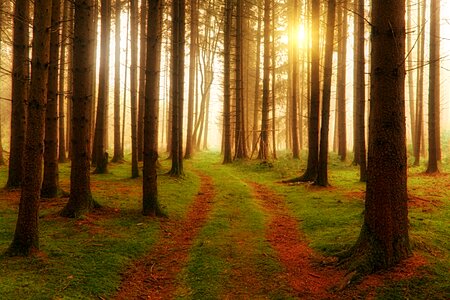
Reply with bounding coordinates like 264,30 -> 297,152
249,182 -> 345,299
249,182 -> 428,299
114,172 -> 216,300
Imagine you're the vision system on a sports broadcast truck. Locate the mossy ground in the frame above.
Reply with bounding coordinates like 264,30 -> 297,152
0,151 -> 448,299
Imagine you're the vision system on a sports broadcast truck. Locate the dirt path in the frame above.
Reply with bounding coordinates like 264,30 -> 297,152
115,172 -> 216,300
249,181 -> 345,299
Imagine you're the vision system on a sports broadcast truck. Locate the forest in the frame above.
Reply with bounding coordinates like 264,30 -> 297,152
0,0 -> 449,299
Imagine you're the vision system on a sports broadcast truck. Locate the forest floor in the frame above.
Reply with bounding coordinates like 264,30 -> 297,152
0,151 -> 449,299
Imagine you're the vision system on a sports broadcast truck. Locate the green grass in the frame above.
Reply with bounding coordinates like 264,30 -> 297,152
0,151 -> 448,299
175,155 -> 292,299
0,158 -> 199,299
212,151 -> 450,299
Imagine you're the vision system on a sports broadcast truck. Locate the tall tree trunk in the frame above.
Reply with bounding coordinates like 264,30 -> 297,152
223,0 -> 232,164
137,0 -> 147,162
58,0 -> 70,163
352,0 -> 360,166
130,0 -> 139,178
93,0 -> 111,174
344,0 -> 410,274
258,0 -> 271,160
7,0 -> 52,256
185,0 -> 198,159
336,0 -> 347,161
315,0 -> 336,187
426,0 -> 440,173
356,0 -> 366,182
252,3 -> 262,154
406,0 -> 415,149
271,0 -> 277,160
0,0 -> 7,166
42,0 -> 62,198
234,0 -> 247,160
61,0 -> 98,218
169,0 -> 185,176
290,0 -> 300,159
413,0 -> 426,166
91,0 -> 99,155
112,0 -> 124,162
294,0 -> 319,182
7,0 -> 29,189
143,0 -> 164,216
66,2 -> 74,160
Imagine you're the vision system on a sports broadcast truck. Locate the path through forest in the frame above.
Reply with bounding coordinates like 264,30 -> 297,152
114,162 -> 428,299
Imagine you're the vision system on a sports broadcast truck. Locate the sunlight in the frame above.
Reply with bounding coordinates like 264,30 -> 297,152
296,23 -> 306,47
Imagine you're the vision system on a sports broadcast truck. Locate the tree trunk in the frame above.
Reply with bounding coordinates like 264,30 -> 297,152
290,0 -> 300,159
252,3 -> 262,155
356,0 -> 366,182
343,0 -> 410,274
42,0 -> 62,198
0,0 -> 7,166
143,0 -> 164,216
234,0 -> 247,160
112,0 -> 124,162
61,0 -> 98,218
137,0 -> 147,162
406,0 -> 415,149
222,0 -> 232,164
66,2 -> 74,160
58,0 -> 70,163
315,0 -> 336,187
336,0 -> 347,161
352,0 -> 360,166
426,0 -> 440,173
7,0 -> 29,189
295,0 -> 319,181
258,0 -> 271,160
7,0 -> 52,256
169,0 -> 185,176
413,0 -> 426,166
271,0 -> 277,160
130,0 -> 139,178
93,0 -> 111,174
185,0 -> 198,159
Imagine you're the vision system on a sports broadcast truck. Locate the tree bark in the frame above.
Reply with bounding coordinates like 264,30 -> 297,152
290,0 -> 300,159
258,0 -> 271,160
112,0 -> 124,162
61,0 -> 98,218
7,0 -> 29,189
58,0 -> 70,163
169,0 -> 185,176
343,0 -> 410,274
356,0 -> 366,182
222,0 -> 232,164
143,0 -> 164,216
130,0 -> 139,178
42,0 -> 62,198
413,0 -> 426,166
7,0 -> 52,256
336,0 -> 347,161
426,0 -> 440,173
185,0 -> 198,159
252,3 -> 262,155
137,0 -> 147,162
315,0 -> 336,187
234,0 -> 247,160
295,0 -> 319,181
93,0 -> 111,174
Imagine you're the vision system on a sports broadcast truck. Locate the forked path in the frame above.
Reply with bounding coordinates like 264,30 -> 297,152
115,172 -> 216,300
248,182 -> 345,299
